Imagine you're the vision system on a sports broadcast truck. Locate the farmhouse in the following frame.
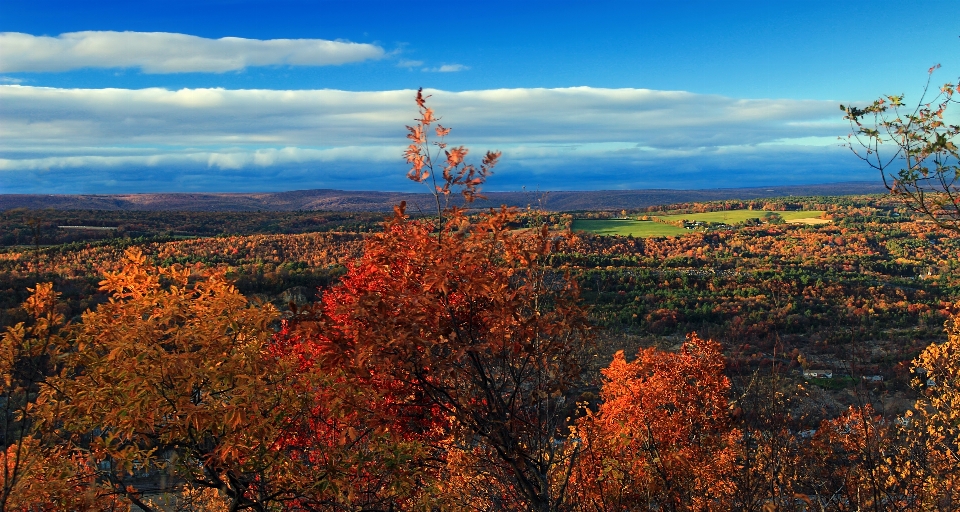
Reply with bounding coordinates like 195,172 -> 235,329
803,369 -> 833,379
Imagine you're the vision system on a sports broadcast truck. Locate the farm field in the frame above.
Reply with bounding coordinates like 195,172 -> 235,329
571,218 -> 687,237
573,209 -> 828,237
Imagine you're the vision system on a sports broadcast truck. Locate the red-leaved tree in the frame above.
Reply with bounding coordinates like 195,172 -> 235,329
282,88 -> 592,511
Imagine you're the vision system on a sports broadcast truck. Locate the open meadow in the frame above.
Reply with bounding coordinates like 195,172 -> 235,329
571,218 -> 688,237
573,208 -> 828,237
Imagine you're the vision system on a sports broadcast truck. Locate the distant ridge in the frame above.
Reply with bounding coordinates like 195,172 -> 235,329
0,182 -> 888,212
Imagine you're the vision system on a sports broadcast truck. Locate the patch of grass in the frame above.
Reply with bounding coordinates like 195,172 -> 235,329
572,210 -> 827,237
571,219 -> 687,238
654,210 -> 826,224
808,376 -> 857,390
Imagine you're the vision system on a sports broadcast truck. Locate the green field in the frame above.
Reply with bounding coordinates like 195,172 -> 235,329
571,219 -> 688,237
654,210 -> 826,223
808,376 -> 857,390
572,210 -> 827,238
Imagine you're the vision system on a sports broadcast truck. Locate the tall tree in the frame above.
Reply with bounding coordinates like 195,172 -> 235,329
284,89 -> 592,511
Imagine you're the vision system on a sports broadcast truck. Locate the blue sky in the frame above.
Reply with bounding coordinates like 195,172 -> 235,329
0,0 -> 957,194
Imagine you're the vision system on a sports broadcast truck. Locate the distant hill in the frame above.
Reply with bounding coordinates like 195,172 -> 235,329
0,182 -> 889,212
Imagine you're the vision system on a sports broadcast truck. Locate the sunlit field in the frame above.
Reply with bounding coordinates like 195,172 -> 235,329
573,209 -> 829,237
571,219 -> 687,237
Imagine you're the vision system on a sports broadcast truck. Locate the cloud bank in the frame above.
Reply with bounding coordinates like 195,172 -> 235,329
0,85 -> 868,193
0,31 -> 385,73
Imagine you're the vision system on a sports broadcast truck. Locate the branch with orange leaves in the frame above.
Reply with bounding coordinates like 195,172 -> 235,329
404,88 -> 501,224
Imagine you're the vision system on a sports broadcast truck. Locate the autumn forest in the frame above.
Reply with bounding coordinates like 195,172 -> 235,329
2,84 -> 959,512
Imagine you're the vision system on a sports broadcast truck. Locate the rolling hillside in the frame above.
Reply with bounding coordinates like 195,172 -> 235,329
0,182 -> 887,212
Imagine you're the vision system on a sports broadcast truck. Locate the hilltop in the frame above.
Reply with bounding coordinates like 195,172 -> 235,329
0,181 -> 887,212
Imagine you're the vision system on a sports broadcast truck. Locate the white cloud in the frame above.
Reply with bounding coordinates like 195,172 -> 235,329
396,59 -> 424,68
760,136 -> 843,147
423,64 -> 469,72
0,76 -> 24,84
0,146 -> 401,171
0,85 -> 867,193
0,85 -> 846,148
0,31 -> 385,73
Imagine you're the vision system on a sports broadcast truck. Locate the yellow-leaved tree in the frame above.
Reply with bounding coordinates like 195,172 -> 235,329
1,282 -> 125,511
902,314 -> 960,508
30,248 -> 310,510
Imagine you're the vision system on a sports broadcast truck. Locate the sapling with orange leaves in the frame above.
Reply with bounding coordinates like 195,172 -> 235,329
404,87 -> 500,225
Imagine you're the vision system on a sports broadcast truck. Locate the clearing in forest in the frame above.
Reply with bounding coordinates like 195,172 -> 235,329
571,219 -> 687,237
572,209 -> 827,237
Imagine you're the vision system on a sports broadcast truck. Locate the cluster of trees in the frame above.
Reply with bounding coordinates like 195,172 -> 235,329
0,232 -> 366,327
3,227 -> 959,510
636,196 -> 875,216
566,219 -> 958,344
3,199 -> 956,347
0,210 -> 385,247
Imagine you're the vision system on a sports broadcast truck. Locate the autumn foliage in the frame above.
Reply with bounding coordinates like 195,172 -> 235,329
30,250 -> 307,510
277,88 -> 591,510
571,334 -> 737,511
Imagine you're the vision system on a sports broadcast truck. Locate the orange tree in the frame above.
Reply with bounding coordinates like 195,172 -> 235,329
4,255 -> 433,511
569,334 -> 737,511
27,249 -> 316,511
1,282 -> 63,510
801,405 -> 901,511
1,283 -> 126,511
281,89 -> 592,511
